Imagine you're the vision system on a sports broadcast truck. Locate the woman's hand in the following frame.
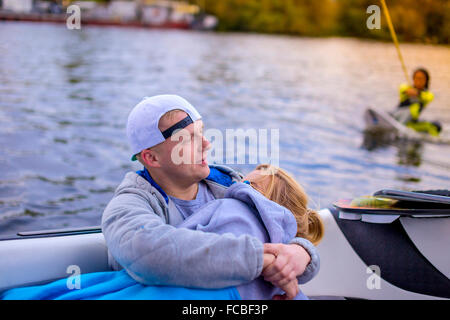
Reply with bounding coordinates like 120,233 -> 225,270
261,243 -> 311,299
263,253 -> 276,270
272,280 -> 300,300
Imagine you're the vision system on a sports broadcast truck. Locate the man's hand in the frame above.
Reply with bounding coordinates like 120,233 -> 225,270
262,243 -> 311,300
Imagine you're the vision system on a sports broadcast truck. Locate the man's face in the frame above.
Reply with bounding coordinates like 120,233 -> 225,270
155,111 -> 211,184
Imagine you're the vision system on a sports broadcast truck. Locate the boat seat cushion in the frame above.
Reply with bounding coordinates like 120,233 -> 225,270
0,233 -> 110,294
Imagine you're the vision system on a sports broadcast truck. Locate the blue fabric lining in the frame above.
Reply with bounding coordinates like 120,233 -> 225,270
205,166 -> 234,187
1,270 -> 241,300
136,168 -> 169,204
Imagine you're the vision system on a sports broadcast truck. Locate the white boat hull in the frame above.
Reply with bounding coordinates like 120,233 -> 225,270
1,208 -> 448,300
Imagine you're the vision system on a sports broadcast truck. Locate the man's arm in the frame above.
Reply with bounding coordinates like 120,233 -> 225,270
101,192 -> 263,289
290,237 -> 320,284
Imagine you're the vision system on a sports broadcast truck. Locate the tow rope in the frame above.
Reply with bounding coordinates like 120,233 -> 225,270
380,0 -> 411,85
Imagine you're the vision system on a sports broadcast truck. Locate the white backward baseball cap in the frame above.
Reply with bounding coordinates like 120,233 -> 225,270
127,94 -> 202,161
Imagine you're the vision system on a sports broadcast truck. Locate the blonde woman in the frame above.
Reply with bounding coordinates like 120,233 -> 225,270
176,164 -> 324,300
243,164 -> 324,246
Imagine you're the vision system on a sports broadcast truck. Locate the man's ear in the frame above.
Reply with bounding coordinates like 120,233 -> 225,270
140,149 -> 161,168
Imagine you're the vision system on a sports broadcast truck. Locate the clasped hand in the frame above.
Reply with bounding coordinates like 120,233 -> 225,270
262,243 -> 311,300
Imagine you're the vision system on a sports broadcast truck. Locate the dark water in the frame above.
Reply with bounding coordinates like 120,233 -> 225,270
1,22 -> 449,236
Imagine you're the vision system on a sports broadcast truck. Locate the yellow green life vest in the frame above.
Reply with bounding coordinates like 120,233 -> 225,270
398,83 -> 434,121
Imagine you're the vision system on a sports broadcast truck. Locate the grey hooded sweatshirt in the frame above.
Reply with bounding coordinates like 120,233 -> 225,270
101,165 -> 319,290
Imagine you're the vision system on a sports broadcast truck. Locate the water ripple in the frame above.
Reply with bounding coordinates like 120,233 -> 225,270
0,22 -> 449,235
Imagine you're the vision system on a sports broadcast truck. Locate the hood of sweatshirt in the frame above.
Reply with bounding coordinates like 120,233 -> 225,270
224,182 -> 297,244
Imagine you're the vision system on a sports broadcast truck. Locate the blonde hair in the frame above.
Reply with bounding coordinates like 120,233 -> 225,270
252,164 -> 325,245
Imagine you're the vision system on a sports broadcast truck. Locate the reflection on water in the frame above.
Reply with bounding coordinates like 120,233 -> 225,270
362,129 -> 425,167
0,22 -> 449,236
362,130 -> 425,182
396,140 -> 424,167
362,128 -> 398,151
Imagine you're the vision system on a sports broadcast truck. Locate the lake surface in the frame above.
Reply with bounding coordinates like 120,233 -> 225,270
0,22 -> 449,236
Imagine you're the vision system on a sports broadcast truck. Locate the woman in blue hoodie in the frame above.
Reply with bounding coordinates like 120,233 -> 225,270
2,164 -> 323,300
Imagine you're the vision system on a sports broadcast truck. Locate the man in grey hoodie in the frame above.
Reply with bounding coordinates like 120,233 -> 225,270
101,95 -> 319,299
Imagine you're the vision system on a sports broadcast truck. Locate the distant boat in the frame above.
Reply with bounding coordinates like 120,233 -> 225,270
0,0 -> 218,31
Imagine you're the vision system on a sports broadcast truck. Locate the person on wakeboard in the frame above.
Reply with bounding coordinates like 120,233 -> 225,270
391,68 -> 442,137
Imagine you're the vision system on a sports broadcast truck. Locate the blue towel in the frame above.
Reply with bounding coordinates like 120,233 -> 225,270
1,270 -> 241,300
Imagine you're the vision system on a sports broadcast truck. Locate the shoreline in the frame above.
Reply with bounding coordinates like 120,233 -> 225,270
1,12 -> 449,47
0,11 -> 191,30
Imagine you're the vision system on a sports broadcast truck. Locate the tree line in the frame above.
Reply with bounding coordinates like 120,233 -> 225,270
192,0 -> 450,44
